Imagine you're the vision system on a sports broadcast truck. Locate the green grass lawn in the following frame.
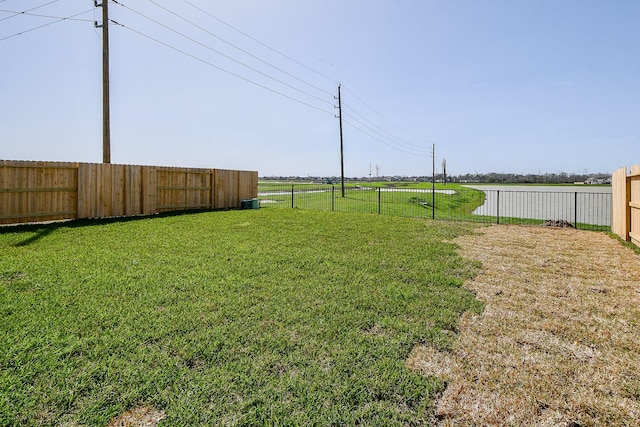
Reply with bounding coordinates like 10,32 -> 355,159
0,210 -> 482,426
259,183 -> 610,232
259,183 -> 488,222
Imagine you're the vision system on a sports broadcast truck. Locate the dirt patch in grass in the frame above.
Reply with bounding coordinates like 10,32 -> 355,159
106,406 -> 165,427
408,225 -> 640,426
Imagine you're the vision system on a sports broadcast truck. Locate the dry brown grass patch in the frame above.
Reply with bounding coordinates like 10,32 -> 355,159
408,225 -> 640,426
106,405 -> 165,427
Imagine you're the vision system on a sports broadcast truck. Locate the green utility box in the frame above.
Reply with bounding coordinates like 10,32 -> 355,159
240,198 -> 259,209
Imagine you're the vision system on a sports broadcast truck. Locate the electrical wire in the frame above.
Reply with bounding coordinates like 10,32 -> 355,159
120,0 -> 433,157
112,0 -> 334,108
0,9 -> 94,22
170,0 -> 430,156
342,85 -> 433,149
342,111 -> 429,156
1,0 -> 433,161
145,0 -> 334,98
342,118 -> 428,157
342,104 -> 431,154
0,9 -> 94,42
111,20 -> 336,116
179,0 -> 339,86
0,0 -> 60,23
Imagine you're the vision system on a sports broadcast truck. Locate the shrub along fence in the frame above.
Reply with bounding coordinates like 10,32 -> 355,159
258,183 -> 611,231
0,160 -> 258,225
612,164 -> 640,246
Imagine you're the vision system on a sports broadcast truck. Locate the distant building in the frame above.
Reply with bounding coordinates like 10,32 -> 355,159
585,177 -> 611,185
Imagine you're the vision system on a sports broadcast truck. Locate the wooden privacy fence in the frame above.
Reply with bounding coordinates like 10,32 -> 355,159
0,160 -> 258,225
612,164 -> 640,247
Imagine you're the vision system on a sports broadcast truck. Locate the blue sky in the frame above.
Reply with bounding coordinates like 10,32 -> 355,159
1,0 -> 638,177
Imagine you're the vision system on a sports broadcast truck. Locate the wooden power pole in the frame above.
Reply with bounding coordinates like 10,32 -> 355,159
431,144 -> 435,219
337,84 -> 345,197
96,1 -> 111,163
442,158 -> 447,185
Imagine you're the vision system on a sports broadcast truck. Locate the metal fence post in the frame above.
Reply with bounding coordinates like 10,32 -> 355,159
378,187 -> 381,215
496,190 -> 500,224
432,189 -> 435,219
574,191 -> 578,228
332,186 -> 335,211
291,184 -> 294,209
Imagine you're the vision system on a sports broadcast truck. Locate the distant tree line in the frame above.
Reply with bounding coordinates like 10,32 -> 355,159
261,172 -> 612,184
447,172 -> 611,184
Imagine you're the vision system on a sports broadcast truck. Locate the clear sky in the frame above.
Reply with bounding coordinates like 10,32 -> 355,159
1,0 -> 639,177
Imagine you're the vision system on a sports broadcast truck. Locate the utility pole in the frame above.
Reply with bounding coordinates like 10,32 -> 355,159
95,1 -> 111,163
431,144 -> 435,219
442,158 -> 447,185
336,84 -> 345,197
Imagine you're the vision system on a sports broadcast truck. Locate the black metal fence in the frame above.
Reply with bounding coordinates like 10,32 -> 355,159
258,183 -> 611,230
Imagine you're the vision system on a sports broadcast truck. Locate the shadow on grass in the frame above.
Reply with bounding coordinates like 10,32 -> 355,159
13,227 -> 56,247
2,209 -> 236,246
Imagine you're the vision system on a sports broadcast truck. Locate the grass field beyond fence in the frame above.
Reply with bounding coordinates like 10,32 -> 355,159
0,210 -> 482,425
258,182 -> 610,231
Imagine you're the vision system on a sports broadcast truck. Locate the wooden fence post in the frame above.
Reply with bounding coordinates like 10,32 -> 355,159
611,166 -> 630,241
629,165 -> 640,246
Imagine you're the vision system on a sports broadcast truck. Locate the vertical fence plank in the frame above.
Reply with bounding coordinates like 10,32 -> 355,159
213,169 -> 222,209
214,169 -> 216,209
629,165 -> 640,246
142,166 -> 157,215
157,169 -> 168,212
77,163 -> 90,218
238,171 -> 258,201
126,165 -> 140,215
611,166 -> 630,241
0,164 -> 10,223
213,169 -> 240,209
113,164 -> 126,217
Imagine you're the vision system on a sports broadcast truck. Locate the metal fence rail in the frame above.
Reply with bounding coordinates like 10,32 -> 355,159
258,183 -> 611,230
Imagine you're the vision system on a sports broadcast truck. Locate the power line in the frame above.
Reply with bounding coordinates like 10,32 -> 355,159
0,8 -> 94,42
342,117 -> 428,157
342,110 -> 430,155
0,9 -> 94,23
0,0 -> 60,23
0,0 -> 59,22
112,0 -> 334,108
144,0 -> 334,98
113,1 -> 431,160
111,20 -> 335,116
342,103 -> 431,154
179,0 -> 339,85
342,85 -> 433,149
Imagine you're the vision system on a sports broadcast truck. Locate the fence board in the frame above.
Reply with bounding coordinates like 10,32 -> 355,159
1,160 -> 257,225
612,164 -> 640,245
630,165 -> 640,246
611,167 -> 630,241
77,163 -> 92,218
239,171 -> 259,200
214,169 -> 239,209
142,166 -> 157,215
0,161 -> 77,224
